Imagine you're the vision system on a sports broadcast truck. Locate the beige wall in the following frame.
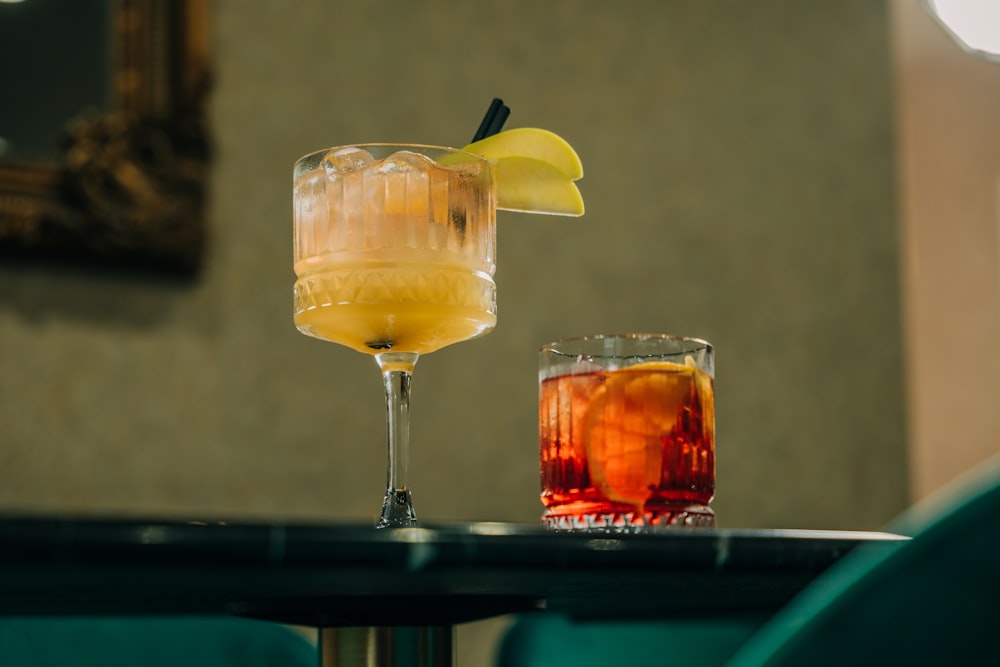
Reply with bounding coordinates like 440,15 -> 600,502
890,0 -> 1000,500
0,2 -> 907,533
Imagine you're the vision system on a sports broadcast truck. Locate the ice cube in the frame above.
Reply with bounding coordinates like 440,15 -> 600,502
322,146 -> 375,175
369,151 -> 434,249
377,150 -> 436,174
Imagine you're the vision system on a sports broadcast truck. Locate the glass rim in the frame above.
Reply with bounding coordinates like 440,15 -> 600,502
294,142 -> 488,167
539,333 -> 713,355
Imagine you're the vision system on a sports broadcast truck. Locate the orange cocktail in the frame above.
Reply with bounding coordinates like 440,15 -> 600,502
539,334 -> 715,531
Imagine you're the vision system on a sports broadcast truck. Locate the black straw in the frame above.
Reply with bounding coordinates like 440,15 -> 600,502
471,98 -> 510,142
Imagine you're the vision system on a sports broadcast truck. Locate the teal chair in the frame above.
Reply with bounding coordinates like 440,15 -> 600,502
497,613 -> 765,667
0,616 -> 317,667
725,457 -> 1000,666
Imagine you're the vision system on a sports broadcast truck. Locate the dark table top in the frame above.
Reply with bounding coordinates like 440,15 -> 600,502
0,516 -> 908,627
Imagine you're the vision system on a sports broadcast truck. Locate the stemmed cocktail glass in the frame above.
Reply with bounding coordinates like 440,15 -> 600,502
292,144 -> 496,528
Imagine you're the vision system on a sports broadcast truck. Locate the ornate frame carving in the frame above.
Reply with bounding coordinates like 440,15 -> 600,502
0,0 -> 211,276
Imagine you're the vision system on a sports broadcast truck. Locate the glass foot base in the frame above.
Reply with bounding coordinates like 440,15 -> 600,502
377,488 -> 417,529
542,505 -> 715,533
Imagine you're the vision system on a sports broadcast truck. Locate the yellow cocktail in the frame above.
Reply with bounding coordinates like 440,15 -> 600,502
293,116 -> 583,528
293,144 -> 496,526
294,144 -> 497,358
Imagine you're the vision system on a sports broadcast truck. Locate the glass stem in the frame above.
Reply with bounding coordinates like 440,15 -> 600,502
375,352 -> 419,528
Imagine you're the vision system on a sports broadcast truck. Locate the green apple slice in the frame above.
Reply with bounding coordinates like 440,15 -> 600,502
492,156 -> 584,217
463,128 -> 583,181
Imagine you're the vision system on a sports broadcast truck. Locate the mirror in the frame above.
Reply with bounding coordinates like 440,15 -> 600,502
0,0 -> 210,276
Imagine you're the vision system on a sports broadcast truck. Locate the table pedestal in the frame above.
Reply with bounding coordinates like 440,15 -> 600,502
320,626 -> 453,667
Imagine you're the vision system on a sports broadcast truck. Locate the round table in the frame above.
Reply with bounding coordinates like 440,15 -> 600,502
0,516 -> 908,665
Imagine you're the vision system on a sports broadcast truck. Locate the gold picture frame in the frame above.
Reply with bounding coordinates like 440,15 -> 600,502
0,0 -> 211,276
